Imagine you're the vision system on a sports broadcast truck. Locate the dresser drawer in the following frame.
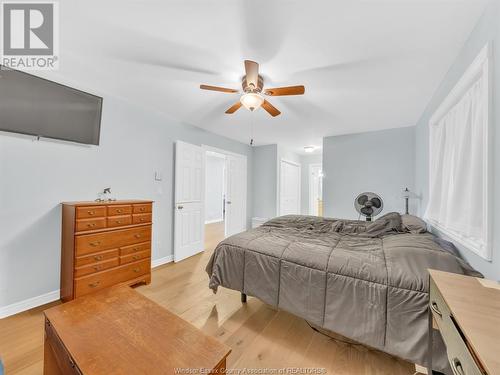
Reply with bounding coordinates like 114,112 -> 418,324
430,279 -> 452,332
120,250 -> 150,265
75,248 -> 119,267
76,206 -> 106,219
120,241 -> 151,256
107,205 -> 132,216
74,259 -> 150,297
430,279 -> 483,375
106,215 -> 132,228
133,204 -> 152,214
133,213 -> 152,225
75,226 -> 152,256
75,217 -> 106,232
74,258 -> 119,278
445,332 -> 483,375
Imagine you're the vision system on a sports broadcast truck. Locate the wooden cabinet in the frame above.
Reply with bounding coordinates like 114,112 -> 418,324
428,270 -> 500,375
61,200 -> 153,301
44,286 -> 231,375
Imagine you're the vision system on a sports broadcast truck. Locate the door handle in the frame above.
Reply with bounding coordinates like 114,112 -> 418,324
178,205 -> 184,210
226,201 -> 232,205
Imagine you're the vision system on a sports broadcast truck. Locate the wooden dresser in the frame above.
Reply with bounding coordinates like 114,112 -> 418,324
428,269 -> 500,375
61,200 -> 153,301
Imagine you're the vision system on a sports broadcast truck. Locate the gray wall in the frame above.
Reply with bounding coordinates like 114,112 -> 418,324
414,0 -> 500,280
0,95 -> 253,309
300,154 -> 322,215
323,127 -> 416,220
252,144 -> 304,218
252,144 -> 278,219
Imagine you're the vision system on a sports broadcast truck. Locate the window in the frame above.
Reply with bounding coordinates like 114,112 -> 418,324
426,43 -> 492,260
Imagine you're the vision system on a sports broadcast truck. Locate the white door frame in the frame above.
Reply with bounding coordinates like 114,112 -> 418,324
278,158 -> 301,216
309,163 -> 322,215
202,145 -> 247,237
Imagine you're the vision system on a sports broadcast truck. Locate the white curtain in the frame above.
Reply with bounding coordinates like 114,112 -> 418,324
426,75 -> 487,252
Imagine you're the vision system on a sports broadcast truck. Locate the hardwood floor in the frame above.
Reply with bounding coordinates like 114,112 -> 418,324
0,221 -> 413,374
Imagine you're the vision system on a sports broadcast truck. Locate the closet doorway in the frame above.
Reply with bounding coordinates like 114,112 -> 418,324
279,159 -> 301,216
204,146 -> 247,245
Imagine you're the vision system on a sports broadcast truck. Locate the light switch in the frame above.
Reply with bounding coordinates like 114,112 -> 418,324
154,171 -> 162,181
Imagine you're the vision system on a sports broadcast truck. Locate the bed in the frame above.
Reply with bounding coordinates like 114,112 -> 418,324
205,213 -> 481,373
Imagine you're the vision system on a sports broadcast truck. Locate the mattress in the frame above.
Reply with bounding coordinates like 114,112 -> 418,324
206,214 -> 481,373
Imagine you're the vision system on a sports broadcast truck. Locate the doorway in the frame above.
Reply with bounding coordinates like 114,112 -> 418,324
309,163 -> 323,216
204,147 -> 247,240
205,151 -> 226,249
174,142 -> 247,262
279,159 -> 301,216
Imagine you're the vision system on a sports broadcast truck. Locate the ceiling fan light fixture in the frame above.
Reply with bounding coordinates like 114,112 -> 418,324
304,146 -> 315,153
240,92 -> 264,111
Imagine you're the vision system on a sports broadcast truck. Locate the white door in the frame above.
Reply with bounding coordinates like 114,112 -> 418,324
225,155 -> 247,236
174,141 -> 205,262
279,159 -> 301,215
309,164 -> 323,216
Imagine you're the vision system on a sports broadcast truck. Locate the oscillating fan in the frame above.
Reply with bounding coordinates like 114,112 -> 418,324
354,192 -> 383,221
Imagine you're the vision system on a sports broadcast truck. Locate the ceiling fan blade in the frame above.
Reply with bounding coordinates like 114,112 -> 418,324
261,100 -> 281,117
200,85 -> 238,93
244,60 -> 259,88
225,102 -> 243,114
264,85 -> 305,96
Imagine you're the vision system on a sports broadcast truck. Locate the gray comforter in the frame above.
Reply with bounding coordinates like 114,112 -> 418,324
206,214 -> 481,372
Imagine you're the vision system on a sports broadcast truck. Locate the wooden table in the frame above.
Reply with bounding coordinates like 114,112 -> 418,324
428,270 -> 500,375
43,286 -> 231,375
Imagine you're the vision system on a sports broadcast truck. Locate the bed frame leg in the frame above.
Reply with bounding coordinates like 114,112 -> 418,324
241,293 -> 247,303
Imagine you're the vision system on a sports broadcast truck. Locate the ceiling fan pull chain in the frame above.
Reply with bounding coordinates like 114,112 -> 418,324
250,112 -> 254,146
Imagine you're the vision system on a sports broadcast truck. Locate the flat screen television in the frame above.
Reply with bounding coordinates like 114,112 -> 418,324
0,66 -> 103,145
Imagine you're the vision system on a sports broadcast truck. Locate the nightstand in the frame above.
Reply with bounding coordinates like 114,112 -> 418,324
428,269 -> 500,375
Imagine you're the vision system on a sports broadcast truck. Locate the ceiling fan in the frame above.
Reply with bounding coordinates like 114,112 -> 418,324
200,60 -> 305,117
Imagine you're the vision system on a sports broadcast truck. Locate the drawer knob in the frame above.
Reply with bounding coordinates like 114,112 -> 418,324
89,281 -> 100,288
116,221 -> 122,224
133,268 -> 141,273
90,241 -> 101,247
87,223 -> 96,228
94,255 -> 103,261
451,358 -> 465,375
140,218 -> 145,222
135,234 -> 141,238
93,265 -> 101,271
132,255 -> 139,260
430,301 -> 442,317
117,209 -> 122,213
133,247 -> 139,252
88,211 -> 94,215
140,208 -> 145,212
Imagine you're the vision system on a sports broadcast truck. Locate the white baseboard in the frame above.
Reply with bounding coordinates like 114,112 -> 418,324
152,255 -> 173,268
0,256 -> 174,319
205,219 -> 223,224
0,289 -> 60,319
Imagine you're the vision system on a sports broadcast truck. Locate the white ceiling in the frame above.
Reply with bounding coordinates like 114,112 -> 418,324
42,0 -> 488,154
